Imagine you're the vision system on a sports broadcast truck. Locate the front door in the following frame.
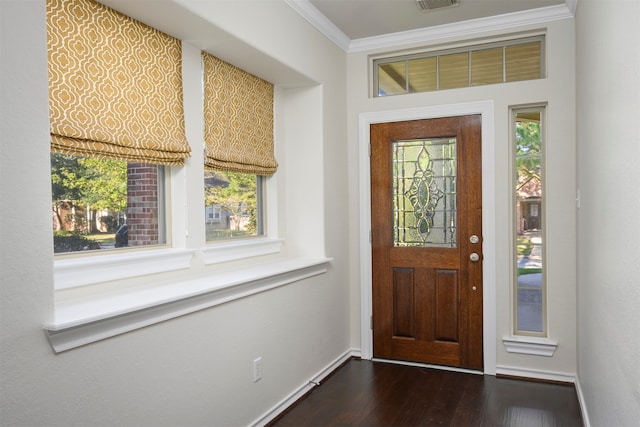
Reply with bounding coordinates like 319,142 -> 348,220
371,115 -> 483,370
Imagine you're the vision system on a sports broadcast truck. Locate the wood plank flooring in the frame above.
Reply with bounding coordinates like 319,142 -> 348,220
270,359 -> 583,426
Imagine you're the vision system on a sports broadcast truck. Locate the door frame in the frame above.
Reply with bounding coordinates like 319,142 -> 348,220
358,101 -> 496,375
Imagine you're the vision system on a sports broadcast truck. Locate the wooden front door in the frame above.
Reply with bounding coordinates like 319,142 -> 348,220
371,115 -> 483,370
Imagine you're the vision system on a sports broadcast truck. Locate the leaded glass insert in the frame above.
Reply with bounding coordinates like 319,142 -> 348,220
393,138 -> 457,247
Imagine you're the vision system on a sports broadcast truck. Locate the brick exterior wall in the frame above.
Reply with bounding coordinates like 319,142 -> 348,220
126,163 -> 159,246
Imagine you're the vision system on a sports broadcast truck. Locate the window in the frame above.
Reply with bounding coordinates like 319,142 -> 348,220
205,171 -> 264,241
374,36 -> 544,97
47,0 -> 189,255
202,52 -> 276,243
512,107 -> 546,336
51,154 -> 166,253
43,0 -> 333,354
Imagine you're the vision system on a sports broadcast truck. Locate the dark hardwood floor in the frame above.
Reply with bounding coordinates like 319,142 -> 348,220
270,359 -> 583,426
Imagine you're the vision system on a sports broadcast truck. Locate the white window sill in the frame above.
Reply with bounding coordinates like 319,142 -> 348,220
502,335 -> 558,357
44,257 -> 331,353
54,238 -> 284,289
200,238 -> 284,265
54,248 -> 196,290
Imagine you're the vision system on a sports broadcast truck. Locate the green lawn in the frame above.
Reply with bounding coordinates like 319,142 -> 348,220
518,268 -> 542,275
517,236 -> 533,256
206,229 -> 252,240
88,232 -> 115,245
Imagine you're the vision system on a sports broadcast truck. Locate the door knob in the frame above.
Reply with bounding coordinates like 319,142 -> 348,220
469,252 -> 480,262
469,235 -> 480,244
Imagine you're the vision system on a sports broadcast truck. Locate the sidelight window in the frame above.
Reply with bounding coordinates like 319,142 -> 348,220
512,107 -> 546,336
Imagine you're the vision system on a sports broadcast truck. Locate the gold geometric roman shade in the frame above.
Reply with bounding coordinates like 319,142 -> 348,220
203,52 -> 277,176
47,0 -> 191,165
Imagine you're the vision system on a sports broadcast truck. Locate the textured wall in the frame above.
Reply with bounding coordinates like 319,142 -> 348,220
0,1 -> 349,426
576,0 -> 640,425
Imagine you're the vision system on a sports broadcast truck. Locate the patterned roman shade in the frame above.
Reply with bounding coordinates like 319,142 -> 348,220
47,0 -> 191,165
203,52 -> 277,176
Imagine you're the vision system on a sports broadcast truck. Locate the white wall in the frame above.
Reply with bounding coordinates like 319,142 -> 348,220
347,19 -> 578,377
0,1 -> 349,426
576,0 -> 640,425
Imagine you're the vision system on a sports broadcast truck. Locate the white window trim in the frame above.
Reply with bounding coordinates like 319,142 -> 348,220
502,106 -> 556,357
53,237 -> 284,290
54,248 -> 196,290
201,237 -> 284,265
502,335 -> 557,357
45,256 -> 331,353
373,35 -> 546,97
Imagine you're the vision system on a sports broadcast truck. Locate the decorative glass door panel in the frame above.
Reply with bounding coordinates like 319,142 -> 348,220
392,138 -> 457,248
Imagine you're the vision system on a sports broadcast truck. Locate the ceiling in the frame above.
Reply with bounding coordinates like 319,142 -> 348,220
306,0 -> 566,40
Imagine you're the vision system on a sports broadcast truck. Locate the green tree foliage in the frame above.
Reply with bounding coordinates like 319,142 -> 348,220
515,119 -> 542,192
205,171 -> 258,235
51,153 -> 84,202
51,153 -> 127,232
79,157 -> 127,213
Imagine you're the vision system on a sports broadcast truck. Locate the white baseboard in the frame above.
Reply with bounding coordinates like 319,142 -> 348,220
574,376 -> 592,427
250,349 -> 359,427
496,365 -> 576,383
349,348 -> 363,359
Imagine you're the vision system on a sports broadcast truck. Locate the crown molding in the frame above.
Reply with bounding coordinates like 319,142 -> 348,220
285,1 -> 576,54
283,0 -> 351,52
348,3 -> 575,53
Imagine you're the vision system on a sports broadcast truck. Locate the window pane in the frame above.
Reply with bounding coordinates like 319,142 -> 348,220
373,37 -> 544,97
408,57 -> 437,93
471,47 -> 503,86
514,110 -> 544,334
378,61 -> 407,96
393,138 -> 457,248
51,154 -> 165,253
205,171 -> 263,241
506,42 -> 542,82
439,52 -> 469,90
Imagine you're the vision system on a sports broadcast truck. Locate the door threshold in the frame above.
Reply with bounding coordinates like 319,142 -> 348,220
372,358 -> 484,376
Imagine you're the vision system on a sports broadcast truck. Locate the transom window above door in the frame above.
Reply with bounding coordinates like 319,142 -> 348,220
373,36 -> 545,97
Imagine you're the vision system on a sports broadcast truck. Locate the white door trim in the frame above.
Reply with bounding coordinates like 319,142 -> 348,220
358,101 -> 496,375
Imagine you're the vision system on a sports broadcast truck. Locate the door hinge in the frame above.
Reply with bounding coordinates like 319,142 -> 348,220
370,315 -> 373,330
369,229 -> 372,243
368,142 -> 371,157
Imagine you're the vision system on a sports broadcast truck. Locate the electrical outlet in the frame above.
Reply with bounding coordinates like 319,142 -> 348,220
253,357 -> 262,383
